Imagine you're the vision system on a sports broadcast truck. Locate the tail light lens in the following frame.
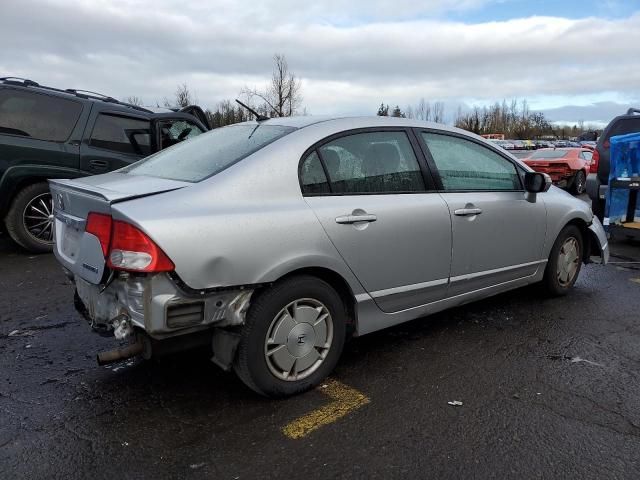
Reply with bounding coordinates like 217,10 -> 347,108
86,213 -> 112,256
107,220 -> 174,272
85,213 -> 174,273
590,148 -> 600,174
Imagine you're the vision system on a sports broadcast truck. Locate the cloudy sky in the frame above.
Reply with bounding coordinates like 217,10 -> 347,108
2,0 -> 639,125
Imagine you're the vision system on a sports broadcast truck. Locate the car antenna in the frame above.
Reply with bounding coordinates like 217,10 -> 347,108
236,99 -> 269,122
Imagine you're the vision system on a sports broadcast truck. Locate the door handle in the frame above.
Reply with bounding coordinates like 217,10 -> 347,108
335,214 -> 377,224
454,207 -> 482,216
89,159 -> 109,172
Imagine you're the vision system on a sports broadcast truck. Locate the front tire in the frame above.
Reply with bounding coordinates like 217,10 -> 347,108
542,225 -> 583,296
4,183 -> 54,253
234,275 -> 347,397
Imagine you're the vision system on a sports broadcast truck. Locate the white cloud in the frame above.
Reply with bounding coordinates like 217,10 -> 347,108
1,0 -> 638,122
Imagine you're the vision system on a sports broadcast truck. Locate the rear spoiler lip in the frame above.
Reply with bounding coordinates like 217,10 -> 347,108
48,178 -> 185,204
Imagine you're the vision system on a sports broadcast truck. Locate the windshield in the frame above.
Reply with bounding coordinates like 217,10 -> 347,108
529,149 -> 570,159
123,124 -> 295,182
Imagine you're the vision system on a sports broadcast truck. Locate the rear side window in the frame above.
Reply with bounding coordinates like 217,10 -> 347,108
90,114 -> 151,156
300,151 -> 330,194
124,124 -> 295,182
422,132 -> 521,191
0,89 -> 82,142
581,151 -> 593,162
309,131 -> 425,194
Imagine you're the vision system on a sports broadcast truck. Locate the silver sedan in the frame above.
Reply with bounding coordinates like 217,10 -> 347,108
50,116 -> 609,397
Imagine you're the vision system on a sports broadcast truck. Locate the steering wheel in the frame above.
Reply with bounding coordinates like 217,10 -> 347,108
177,128 -> 192,141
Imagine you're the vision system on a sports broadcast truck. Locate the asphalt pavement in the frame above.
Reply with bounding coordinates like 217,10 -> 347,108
2,230 -> 640,479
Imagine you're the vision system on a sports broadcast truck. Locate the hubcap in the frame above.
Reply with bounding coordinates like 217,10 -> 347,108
557,236 -> 580,287
264,298 -> 333,381
22,193 -> 54,245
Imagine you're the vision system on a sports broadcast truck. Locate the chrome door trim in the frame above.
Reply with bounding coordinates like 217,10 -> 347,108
370,278 -> 449,298
449,259 -> 547,284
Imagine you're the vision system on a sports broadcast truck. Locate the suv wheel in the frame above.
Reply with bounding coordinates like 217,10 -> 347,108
234,275 -> 346,397
5,183 -> 55,253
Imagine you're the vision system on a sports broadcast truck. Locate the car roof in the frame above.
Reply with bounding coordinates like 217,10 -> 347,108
239,115 -> 474,137
0,77 -> 154,114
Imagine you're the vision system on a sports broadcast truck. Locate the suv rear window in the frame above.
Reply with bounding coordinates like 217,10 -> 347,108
529,149 -> 570,159
90,114 -> 151,155
0,89 -> 82,142
123,124 -> 295,182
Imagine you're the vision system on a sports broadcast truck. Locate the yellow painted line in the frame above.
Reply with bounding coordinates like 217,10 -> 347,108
630,278 -> 640,284
282,379 -> 370,439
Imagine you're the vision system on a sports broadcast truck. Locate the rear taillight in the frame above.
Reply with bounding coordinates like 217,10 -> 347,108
107,220 -> 175,272
86,213 -> 112,256
590,148 -> 600,174
85,213 -> 174,273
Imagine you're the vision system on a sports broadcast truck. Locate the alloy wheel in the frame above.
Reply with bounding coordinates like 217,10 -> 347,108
22,193 -> 54,245
264,298 -> 333,381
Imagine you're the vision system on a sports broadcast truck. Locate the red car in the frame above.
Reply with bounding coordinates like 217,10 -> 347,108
522,148 -> 593,194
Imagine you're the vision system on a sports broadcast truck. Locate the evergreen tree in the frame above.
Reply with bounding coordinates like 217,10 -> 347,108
391,105 -> 405,118
377,103 -> 389,116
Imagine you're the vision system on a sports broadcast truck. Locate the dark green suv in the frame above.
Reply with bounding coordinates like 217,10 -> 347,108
0,78 -> 210,252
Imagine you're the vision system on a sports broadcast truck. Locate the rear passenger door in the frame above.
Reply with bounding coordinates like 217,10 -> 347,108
80,111 -> 152,174
301,129 -> 452,313
418,131 -> 547,296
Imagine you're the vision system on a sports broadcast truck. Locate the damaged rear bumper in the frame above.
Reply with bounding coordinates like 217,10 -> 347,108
74,272 -> 253,340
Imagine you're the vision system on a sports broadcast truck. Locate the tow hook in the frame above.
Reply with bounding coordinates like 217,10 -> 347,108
96,338 -> 144,366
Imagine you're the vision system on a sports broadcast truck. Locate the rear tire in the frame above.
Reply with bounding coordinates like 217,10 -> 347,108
542,225 -> 583,296
4,183 -> 54,253
234,275 -> 346,398
571,170 -> 586,195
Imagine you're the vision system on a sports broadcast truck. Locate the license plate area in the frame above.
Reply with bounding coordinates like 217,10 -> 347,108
60,221 -> 82,260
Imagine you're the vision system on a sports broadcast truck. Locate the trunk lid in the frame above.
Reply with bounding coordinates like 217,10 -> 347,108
50,173 -> 189,284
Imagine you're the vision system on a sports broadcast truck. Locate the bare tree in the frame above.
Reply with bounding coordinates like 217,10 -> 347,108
432,101 -> 445,123
124,96 -> 143,106
175,83 -> 193,108
414,98 -> 432,121
243,54 -> 302,117
454,98 -> 554,138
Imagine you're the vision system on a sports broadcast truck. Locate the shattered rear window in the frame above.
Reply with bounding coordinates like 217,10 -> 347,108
529,149 -> 570,159
122,124 -> 295,182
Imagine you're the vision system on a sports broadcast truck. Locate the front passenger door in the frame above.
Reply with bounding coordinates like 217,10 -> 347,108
419,131 -> 547,296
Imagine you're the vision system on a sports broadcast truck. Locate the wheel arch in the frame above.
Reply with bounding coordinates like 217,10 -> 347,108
563,217 -> 596,262
1,165 -> 80,219
270,266 -> 358,334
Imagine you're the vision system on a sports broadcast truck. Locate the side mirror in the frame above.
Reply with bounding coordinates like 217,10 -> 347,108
524,171 -> 552,193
